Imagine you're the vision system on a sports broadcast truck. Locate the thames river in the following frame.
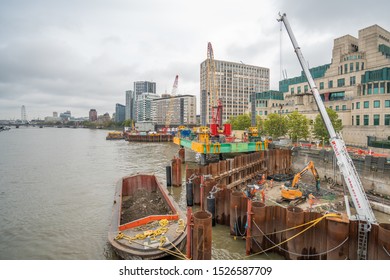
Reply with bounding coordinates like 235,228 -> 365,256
0,126 -> 275,260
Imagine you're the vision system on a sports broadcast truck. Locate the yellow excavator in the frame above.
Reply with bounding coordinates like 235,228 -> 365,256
281,161 -> 320,200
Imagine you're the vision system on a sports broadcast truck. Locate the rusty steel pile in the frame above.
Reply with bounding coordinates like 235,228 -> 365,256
169,149 -> 390,260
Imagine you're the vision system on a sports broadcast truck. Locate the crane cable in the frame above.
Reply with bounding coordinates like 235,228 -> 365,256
243,213 -> 340,258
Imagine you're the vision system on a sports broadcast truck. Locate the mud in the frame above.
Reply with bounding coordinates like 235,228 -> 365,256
120,188 -> 171,225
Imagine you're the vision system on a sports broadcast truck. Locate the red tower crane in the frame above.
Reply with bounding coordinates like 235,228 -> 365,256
206,42 -> 231,138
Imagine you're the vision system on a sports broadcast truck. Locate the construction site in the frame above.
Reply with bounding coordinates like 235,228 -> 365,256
165,13 -> 390,260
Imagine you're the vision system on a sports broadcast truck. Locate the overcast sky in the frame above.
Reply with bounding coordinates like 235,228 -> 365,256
1,0 -> 389,120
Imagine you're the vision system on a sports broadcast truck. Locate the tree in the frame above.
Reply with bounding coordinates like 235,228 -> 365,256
227,114 -> 251,130
263,113 -> 288,139
313,108 -> 343,143
286,111 -> 310,143
122,119 -> 133,128
256,115 -> 265,136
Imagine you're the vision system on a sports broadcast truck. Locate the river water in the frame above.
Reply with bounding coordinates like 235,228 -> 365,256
0,126 -> 277,260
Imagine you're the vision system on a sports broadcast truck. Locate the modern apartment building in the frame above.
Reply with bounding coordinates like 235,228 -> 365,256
125,90 -> 135,121
134,81 -> 156,96
152,94 -> 197,126
135,93 -> 160,122
278,24 -> 390,147
115,103 -> 126,124
200,59 -> 269,125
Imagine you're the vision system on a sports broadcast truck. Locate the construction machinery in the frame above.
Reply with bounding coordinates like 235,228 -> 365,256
278,13 -> 376,259
248,92 -> 262,142
281,161 -> 319,201
205,42 -> 231,139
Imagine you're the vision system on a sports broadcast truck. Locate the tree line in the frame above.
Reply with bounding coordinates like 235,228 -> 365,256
227,108 -> 342,144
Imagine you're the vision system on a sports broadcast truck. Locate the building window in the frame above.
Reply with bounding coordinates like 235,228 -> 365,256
352,115 -> 354,125
374,114 -> 380,125
380,82 -> 385,94
374,100 -> 380,108
364,101 -> 369,108
304,85 -> 308,92
385,100 -> 390,108
291,87 -> 294,94
328,80 -> 333,88
388,82 -> 390,93
367,84 -> 372,94
297,86 -> 301,94
342,105 -> 347,111
335,105 -> 339,111
362,84 -> 366,95
356,62 -> 360,71
374,83 -> 379,94
364,115 -> 369,126
344,64 -> 348,74
350,76 -> 356,86
320,82 -> 324,90
385,114 -> 390,125
350,62 -> 353,72
356,115 -> 360,126
352,103 -> 354,110
361,62 -> 364,70
356,102 -> 360,109
337,78 -> 345,87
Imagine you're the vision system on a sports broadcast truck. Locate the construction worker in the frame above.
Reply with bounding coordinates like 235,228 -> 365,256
270,179 -> 274,189
308,193 -> 315,210
261,188 -> 266,203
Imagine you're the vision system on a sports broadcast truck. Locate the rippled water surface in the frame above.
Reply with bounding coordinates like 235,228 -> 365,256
1,127 -> 281,260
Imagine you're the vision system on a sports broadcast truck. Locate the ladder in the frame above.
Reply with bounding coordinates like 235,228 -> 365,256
357,221 -> 369,260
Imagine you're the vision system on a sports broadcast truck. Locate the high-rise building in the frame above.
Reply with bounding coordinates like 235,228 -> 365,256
152,94 -> 197,126
200,60 -> 269,125
21,105 -> 27,122
279,24 -> 390,147
89,109 -> 97,122
60,110 -> 71,121
115,104 -> 126,124
135,93 -> 159,122
125,90 -> 135,121
134,81 -> 156,96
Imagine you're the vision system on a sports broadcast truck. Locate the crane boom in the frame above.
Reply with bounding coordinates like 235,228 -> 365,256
278,13 -> 376,224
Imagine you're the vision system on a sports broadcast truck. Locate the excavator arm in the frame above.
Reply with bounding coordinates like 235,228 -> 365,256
291,161 -> 319,188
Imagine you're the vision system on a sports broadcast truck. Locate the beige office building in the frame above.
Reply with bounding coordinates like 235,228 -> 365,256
200,59 -> 269,125
152,95 -> 197,126
279,24 -> 390,147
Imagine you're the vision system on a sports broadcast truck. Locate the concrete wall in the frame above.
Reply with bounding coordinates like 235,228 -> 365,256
291,148 -> 390,196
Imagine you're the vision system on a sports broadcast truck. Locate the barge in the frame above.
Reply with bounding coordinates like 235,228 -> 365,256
108,174 -> 187,260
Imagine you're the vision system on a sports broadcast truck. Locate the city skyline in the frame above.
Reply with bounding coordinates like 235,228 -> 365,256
1,0 -> 390,120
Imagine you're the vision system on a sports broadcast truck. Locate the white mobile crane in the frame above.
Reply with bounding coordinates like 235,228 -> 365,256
278,13 -> 376,259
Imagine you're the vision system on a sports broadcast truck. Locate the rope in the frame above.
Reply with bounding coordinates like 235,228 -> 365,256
176,219 -> 185,233
261,213 -> 340,236
250,235 -> 269,257
250,219 -> 349,258
243,213 -> 337,259
383,246 -> 390,257
234,205 -> 246,237
114,219 -> 189,260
